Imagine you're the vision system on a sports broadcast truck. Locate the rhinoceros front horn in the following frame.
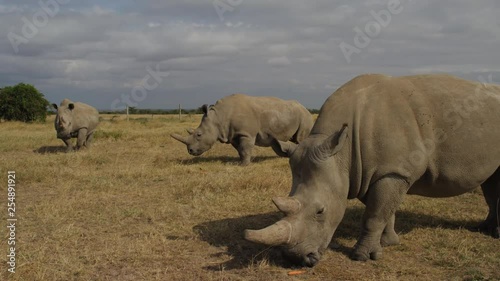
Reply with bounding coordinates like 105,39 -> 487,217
170,133 -> 188,145
244,220 -> 292,246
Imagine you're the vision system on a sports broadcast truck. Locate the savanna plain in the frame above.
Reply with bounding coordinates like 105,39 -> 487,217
0,114 -> 499,281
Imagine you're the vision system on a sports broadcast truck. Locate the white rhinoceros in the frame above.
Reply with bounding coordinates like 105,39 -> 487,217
52,99 -> 99,152
171,94 -> 313,165
245,74 -> 500,266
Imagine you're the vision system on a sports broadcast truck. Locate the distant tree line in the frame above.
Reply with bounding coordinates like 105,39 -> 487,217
99,106 -> 206,115
100,106 -> 320,115
0,81 -> 320,122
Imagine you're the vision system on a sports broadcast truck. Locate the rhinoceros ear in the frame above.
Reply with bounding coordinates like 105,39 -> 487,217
68,103 -> 75,110
52,103 -> 58,110
201,104 -> 215,116
271,139 -> 297,158
315,124 -> 348,160
201,104 -> 209,115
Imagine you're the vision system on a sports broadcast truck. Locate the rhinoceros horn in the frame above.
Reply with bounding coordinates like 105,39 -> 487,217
273,197 -> 301,215
170,133 -> 189,145
244,220 -> 292,246
187,128 -> 195,135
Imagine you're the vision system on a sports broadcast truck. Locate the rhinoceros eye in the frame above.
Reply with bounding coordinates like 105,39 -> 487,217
196,132 -> 202,137
316,207 -> 325,215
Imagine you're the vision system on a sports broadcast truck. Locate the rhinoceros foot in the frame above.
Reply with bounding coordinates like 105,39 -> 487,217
475,220 -> 500,239
380,231 -> 400,247
351,243 -> 383,261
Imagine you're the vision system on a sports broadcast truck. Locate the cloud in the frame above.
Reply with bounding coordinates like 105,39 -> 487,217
0,0 -> 498,110
267,56 -> 291,67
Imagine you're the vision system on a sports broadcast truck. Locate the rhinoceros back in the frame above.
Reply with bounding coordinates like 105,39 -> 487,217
213,94 -> 313,146
313,74 -> 500,199
72,102 -> 99,133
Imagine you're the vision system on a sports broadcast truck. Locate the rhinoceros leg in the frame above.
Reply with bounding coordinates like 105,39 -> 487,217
380,214 -> 400,247
62,138 -> 74,152
478,170 -> 500,238
75,128 -> 88,150
352,177 -> 408,261
85,132 -> 94,148
234,136 -> 255,166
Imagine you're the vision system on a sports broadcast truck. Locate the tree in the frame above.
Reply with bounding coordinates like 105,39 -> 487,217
0,83 -> 50,122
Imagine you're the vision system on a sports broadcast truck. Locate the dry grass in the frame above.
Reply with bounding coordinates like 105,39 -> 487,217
0,114 -> 498,281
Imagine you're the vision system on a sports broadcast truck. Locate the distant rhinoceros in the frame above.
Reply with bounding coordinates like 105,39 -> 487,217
244,74 -> 500,267
171,94 -> 313,165
52,99 -> 99,152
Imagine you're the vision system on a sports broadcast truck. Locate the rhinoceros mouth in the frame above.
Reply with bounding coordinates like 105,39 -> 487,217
303,252 -> 321,267
188,149 -> 203,156
57,133 -> 71,139
281,249 -> 321,267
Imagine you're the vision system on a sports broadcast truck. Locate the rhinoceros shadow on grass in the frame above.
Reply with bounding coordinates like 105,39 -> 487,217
193,212 -> 290,270
193,207 -> 478,270
33,145 -> 69,154
178,155 -> 279,165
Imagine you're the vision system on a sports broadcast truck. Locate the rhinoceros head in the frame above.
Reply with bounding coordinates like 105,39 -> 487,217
245,125 -> 349,267
52,100 -> 75,139
171,104 -> 219,156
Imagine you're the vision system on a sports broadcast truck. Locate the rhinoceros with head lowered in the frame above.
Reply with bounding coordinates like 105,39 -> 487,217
52,99 -> 99,152
171,94 -> 313,165
244,74 -> 500,267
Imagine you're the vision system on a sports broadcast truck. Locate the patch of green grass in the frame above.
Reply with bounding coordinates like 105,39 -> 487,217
93,130 -> 123,140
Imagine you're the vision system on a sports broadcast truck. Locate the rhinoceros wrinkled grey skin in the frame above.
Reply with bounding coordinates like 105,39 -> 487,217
244,74 -> 500,267
170,94 -> 313,165
52,99 -> 100,152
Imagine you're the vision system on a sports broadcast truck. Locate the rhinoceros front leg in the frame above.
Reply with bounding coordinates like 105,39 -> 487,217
380,214 -> 400,247
75,128 -> 88,150
62,138 -> 74,152
478,174 -> 500,238
352,177 -> 408,261
235,135 -> 255,166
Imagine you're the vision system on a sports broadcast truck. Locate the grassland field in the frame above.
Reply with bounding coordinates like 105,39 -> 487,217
0,114 -> 498,281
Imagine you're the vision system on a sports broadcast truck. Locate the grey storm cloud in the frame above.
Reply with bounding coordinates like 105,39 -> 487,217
0,0 -> 499,110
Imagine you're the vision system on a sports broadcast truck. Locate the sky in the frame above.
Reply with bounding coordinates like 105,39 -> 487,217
0,0 -> 499,110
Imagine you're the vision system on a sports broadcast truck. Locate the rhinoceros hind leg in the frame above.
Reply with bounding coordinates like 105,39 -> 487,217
75,128 -> 88,150
85,132 -> 94,148
478,170 -> 500,238
351,176 -> 408,261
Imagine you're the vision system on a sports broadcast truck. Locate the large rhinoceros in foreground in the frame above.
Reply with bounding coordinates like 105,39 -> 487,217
244,74 -> 500,267
171,94 -> 313,165
52,99 -> 99,152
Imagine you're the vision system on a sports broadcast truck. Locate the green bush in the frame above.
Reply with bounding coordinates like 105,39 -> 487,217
0,83 -> 50,122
